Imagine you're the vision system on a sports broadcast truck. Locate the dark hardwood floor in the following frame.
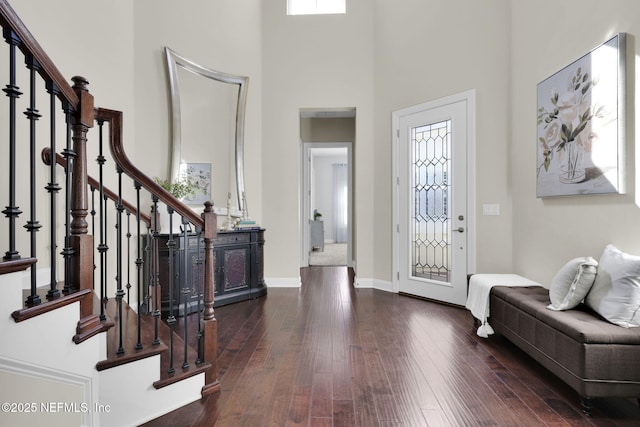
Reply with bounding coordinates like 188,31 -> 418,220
143,266 -> 640,426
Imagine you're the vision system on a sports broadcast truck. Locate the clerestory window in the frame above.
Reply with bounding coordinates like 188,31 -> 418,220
287,0 -> 346,15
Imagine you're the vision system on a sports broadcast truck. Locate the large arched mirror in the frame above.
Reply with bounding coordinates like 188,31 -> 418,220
164,46 -> 249,218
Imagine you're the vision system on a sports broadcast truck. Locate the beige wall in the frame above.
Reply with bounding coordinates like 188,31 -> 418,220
510,0 -> 640,284
9,0 -> 640,288
10,0 -> 263,282
133,0 -> 263,220
11,1 -> 135,129
373,0 -> 514,281
8,0 -> 135,262
262,0 -> 375,282
263,0 -> 512,284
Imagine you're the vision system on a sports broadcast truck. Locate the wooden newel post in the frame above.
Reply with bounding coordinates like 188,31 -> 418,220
70,76 -> 93,235
69,76 -> 104,343
201,201 -> 221,396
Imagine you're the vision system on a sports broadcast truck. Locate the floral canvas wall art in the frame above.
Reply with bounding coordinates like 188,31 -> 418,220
536,34 -> 626,197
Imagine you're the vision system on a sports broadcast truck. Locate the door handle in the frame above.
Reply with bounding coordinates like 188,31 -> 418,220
452,227 -> 465,233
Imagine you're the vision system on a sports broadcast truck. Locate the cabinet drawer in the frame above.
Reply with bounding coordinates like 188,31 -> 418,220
216,233 -> 250,245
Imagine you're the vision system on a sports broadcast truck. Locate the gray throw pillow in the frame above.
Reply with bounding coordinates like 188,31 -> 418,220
585,244 -> 640,328
547,256 -> 598,311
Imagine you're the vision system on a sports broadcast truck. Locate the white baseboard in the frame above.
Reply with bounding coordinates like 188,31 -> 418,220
265,277 -> 302,288
353,277 -> 393,293
265,276 -> 392,291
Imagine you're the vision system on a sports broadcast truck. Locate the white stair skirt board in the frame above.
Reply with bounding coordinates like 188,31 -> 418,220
0,271 -> 103,427
99,356 -> 204,427
309,243 -> 347,266
0,273 -> 101,374
0,269 -> 204,427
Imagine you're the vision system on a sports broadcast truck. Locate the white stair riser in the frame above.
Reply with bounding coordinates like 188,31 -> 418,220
1,270 -> 204,426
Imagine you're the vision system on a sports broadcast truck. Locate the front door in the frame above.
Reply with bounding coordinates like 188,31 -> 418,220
393,91 -> 475,306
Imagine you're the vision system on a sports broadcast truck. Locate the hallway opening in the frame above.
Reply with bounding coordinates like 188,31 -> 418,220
299,108 -> 355,269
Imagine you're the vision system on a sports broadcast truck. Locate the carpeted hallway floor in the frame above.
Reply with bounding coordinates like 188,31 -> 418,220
309,243 -> 347,266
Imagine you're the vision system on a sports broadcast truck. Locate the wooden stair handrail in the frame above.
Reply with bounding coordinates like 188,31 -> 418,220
41,148 -> 152,226
1,0 -> 220,398
96,107 -> 220,396
95,107 -> 204,227
0,257 -> 36,275
0,0 -> 100,345
0,0 -> 78,109
12,288 -> 92,323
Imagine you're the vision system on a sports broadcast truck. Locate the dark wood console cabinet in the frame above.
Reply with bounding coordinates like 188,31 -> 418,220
152,228 -> 266,316
213,228 -> 266,306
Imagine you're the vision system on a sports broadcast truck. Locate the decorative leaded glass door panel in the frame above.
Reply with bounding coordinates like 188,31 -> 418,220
411,119 -> 451,283
394,92 -> 474,306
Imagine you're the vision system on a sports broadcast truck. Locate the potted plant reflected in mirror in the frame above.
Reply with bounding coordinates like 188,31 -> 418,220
153,177 -> 198,234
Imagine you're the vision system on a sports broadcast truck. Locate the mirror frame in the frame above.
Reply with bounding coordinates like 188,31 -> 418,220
164,46 -> 249,216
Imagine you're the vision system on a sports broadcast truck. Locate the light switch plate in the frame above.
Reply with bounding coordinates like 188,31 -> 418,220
482,204 -> 500,216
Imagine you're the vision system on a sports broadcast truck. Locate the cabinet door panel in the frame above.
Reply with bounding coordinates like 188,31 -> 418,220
223,248 -> 249,290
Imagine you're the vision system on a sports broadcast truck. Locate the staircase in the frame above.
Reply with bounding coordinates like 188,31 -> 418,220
0,1 -> 220,425
0,269 -> 206,427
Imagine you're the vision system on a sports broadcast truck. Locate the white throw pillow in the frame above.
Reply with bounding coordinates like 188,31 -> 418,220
547,257 -> 598,311
585,244 -> 640,328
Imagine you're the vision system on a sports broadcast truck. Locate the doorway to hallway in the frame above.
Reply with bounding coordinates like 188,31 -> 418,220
302,143 -> 353,267
299,108 -> 355,269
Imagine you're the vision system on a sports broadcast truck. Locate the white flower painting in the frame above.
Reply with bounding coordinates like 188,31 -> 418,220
536,34 -> 625,197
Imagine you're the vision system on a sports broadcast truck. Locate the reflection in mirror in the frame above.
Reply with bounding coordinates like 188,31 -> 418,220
164,46 -> 249,218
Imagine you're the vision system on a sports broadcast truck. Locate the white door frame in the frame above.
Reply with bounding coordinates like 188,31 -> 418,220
301,142 -> 353,268
392,90 -> 476,297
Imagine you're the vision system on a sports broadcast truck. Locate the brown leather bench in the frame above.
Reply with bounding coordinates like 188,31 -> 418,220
489,285 -> 640,415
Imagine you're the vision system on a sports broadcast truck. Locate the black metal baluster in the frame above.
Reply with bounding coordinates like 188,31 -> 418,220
144,222 -> 152,315
103,195 -> 109,314
2,28 -> 23,261
90,187 -> 96,290
195,225 -> 203,364
61,102 -> 74,295
97,120 -> 107,320
24,54 -> 42,306
45,82 -> 60,301
151,195 -> 160,346
115,167 -> 125,355
181,216 -> 190,370
166,207 -> 176,374
134,181 -> 143,350
126,210 -> 131,304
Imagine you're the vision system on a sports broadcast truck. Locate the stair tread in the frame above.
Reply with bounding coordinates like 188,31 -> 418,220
96,299 -> 168,371
98,297 -> 209,388
141,309 -> 210,388
18,279 -> 78,308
